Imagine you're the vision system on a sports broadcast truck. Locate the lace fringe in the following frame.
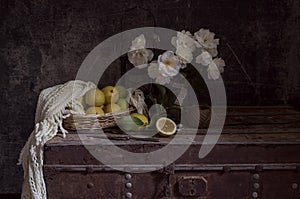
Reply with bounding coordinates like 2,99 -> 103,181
18,80 -> 96,199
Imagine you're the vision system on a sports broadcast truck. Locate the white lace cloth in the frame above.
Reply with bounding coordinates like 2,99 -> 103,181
18,80 -> 96,199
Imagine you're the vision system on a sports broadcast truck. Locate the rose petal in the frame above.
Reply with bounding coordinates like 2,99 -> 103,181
147,62 -> 170,85
176,47 -> 193,63
128,49 -> 153,68
195,51 -> 213,66
207,62 -> 220,80
130,34 -> 146,50
194,29 -> 219,49
148,63 -> 159,79
213,58 -> 226,73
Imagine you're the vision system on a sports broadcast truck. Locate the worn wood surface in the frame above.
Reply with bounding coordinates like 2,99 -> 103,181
45,106 -> 300,163
43,106 -> 300,199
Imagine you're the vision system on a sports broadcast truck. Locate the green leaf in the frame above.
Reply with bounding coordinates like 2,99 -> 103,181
131,116 -> 144,126
180,72 -> 187,78
149,96 -> 158,104
155,84 -> 166,99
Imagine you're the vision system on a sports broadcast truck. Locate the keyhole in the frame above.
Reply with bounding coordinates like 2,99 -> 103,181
190,188 -> 196,196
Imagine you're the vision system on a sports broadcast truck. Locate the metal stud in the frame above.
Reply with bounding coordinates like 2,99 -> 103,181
126,192 -> 133,198
292,183 -> 298,189
125,173 -> 132,180
253,183 -> 260,189
87,182 -> 94,189
253,173 -> 260,180
126,182 -> 133,189
252,192 -> 258,198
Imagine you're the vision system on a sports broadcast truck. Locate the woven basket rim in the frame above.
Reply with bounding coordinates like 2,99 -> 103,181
62,107 -> 136,130
67,106 -> 135,118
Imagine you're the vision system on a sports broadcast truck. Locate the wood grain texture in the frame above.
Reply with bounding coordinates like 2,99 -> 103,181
43,107 -> 300,198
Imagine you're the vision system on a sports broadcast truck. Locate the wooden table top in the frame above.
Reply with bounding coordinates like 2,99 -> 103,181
46,106 -> 300,146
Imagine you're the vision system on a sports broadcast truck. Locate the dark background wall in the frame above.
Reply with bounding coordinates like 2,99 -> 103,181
0,0 -> 299,194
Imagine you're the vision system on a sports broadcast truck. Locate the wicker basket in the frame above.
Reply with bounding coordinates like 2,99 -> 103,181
63,107 -> 135,130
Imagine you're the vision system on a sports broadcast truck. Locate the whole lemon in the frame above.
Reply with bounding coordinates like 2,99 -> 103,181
115,86 -> 128,98
104,103 -> 121,113
84,88 -> 105,106
85,106 -> 104,115
117,98 -> 128,110
102,86 -> 119,104
77,96 -> 83,104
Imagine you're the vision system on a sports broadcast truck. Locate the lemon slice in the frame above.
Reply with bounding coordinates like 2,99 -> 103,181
156,117 -> 177,136
130,113 -> 149,125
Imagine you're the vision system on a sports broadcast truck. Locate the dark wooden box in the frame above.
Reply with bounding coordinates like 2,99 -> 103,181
44,107 -> 300,199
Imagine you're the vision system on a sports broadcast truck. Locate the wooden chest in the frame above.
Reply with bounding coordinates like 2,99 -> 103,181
44,107 -> 300,199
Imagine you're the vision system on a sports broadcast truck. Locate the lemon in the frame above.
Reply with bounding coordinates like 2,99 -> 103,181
117,98 -> 128,110
118,113 -> 148,131
156,117 -> 177,136
66,97 -> 85,111
77,96 -> 83,104
102,86 -> 119,104
130,113 -> 149,125
84,88 -> 105,106
77,96 -> 86,109
85,106 -> 104,115
115,86 -> 128,98
103,103 -> 121,113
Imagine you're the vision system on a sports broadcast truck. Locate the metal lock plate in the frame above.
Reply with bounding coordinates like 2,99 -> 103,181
178,176 -> 208,197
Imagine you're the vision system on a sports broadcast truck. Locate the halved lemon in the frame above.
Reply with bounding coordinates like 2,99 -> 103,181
130,113 -> 149,125
156,117 -> 177,136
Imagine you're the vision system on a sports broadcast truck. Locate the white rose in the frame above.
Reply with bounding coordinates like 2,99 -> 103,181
130,34 -> 146,51
213,58 -> 226,73
194,29 -> 219,49
207,61 -> 220,80
127,49 -> 154,68
158,51 -> 181,77
148,62 -> 171,85
176,46 -> 193,63
174,30 -> 196,50
171,30 -> 196,63
195,51 -> 213,66
206,48 -> 218,58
